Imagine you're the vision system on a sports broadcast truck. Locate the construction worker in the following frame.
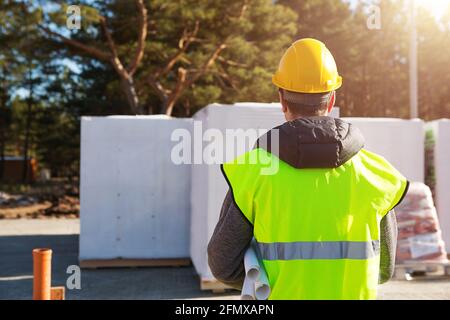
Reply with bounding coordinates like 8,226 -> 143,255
208,38 -> 409,300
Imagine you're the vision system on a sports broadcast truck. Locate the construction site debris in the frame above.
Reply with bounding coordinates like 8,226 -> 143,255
0,186 -> 79,219
0,192 -> 38,206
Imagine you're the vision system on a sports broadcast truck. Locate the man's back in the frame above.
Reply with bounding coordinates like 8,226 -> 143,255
210,116 -> 409,299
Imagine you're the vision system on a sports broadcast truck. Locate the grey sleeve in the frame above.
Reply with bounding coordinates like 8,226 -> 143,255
207,190 -> 253,290
379,210 -> 398,284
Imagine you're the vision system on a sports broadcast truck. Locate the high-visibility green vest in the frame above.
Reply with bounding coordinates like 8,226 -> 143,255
221,148 -> 408,300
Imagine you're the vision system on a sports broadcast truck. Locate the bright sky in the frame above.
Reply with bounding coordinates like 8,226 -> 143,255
348,0 -> 450,19
416,0 -> 450,19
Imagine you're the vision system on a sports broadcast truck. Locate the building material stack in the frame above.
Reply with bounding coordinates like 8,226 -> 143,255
79,115 -> 192,267
343,118 -> 424,183
395,182 -> 448,264
427,120 -> 450,253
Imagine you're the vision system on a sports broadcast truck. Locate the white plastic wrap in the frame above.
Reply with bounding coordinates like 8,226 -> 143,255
79,116 -> 192,261
428,120 -> 450,252
343,118 -> 424,182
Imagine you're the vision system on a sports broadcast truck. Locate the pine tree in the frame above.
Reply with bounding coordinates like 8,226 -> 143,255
37,0 -> 297,115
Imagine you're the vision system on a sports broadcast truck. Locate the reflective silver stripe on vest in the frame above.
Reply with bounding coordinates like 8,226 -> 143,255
257,240 -> 380,260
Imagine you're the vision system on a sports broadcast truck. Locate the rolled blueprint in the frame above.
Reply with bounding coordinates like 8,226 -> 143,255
244,242 -> 260,281
241,276 -> 256,300
254,263 -> 270,300
241,240 -> 271,300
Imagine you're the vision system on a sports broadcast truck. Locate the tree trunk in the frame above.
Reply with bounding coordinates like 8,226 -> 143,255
0,102 -> 5,182
0,129 -> 5,181
22,101 -> 32,184
120,76 -> 142,115
22,67 -> 33,184
0,70 -> 7,181
163,99 -> 176,116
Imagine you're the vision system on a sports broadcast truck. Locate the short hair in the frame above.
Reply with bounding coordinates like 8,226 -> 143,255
280,89 -> 333,116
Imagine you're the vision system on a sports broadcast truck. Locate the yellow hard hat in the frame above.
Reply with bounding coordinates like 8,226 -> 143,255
272,38 -> 342,93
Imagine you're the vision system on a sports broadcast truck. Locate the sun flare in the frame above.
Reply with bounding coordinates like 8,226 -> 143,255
416,0 -> 450,19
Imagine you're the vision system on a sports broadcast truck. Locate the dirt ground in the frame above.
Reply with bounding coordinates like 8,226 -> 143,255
0,198 -> 79,219
0,180 -> 79,219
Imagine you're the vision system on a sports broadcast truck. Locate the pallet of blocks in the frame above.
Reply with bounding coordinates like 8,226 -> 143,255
394,182 -> 450,280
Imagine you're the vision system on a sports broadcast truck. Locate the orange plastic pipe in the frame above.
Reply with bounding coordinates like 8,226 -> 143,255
32,248 -> 52,300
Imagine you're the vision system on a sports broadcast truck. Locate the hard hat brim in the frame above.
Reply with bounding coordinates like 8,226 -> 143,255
272,75 -> 342,94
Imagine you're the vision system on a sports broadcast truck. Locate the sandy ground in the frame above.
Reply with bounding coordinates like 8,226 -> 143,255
0,188 -> 79,219
0,219 -> 449,300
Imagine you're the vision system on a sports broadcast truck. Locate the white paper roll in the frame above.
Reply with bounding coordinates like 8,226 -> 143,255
252,240 -> 271,300
244,244 -> 260,281
241,276 -> 256,300
241,240 -> 271,300
255,268 -> 270,300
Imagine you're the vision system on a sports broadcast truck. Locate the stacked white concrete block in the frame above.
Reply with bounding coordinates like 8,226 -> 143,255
343,118 -> 425,182
79,116 -> 192,261
79,109 -> 428,279
427,120 -> 450,252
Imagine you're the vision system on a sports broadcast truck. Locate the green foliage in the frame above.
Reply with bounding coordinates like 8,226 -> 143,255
280,0 -> 450,119
37,0 -> 298,115
2,0 -> 450,179
35,107 -> 79,177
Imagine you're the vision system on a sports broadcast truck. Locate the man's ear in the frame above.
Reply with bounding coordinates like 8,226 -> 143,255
279,89 -> 288,113
327,91 -> 335,113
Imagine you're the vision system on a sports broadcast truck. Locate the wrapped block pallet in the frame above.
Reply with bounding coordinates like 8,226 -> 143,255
79,116 -> 192,267
343,118 -> 424,182
428,120 -> 450,253
395,182 -> 448,263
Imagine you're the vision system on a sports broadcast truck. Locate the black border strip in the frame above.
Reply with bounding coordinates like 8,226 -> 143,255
220,163 -> 254,227
388,180 -> 410,212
